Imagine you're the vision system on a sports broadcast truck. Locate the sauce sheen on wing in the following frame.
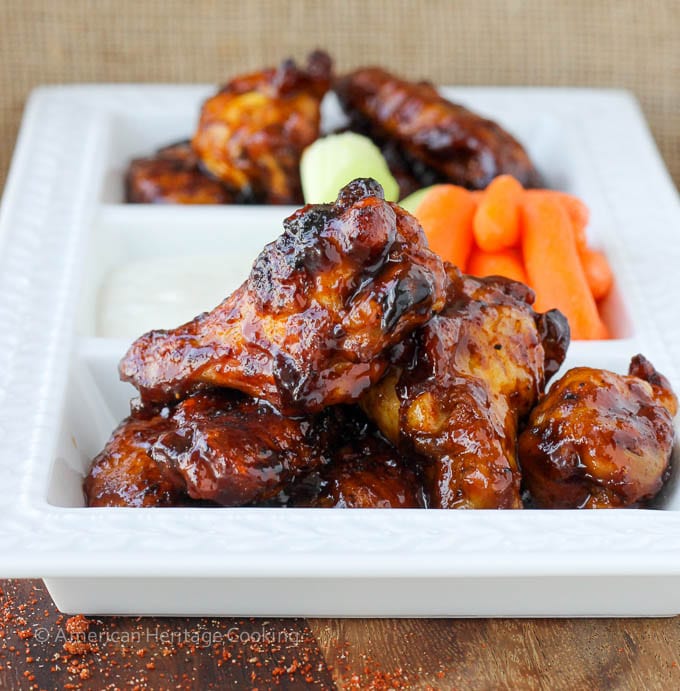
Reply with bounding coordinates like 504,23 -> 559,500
361,268 -> 570,509
335,67 -> 541,191
286,407 -> 423,508
85,390 -> 342,507
125,141 -> 236,205
519,355 -> 678,509
119,178 -> 449,415
192,50 -> 332,205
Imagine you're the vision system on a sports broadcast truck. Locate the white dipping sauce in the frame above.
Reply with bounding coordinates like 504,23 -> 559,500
97,254 -> 250,338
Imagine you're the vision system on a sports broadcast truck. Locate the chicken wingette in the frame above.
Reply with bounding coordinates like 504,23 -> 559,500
119,179 -> 449,415
192,50 -> 332,204
85,390 -> 339,507
125,141 -> 234,204
335,67 -> 540,193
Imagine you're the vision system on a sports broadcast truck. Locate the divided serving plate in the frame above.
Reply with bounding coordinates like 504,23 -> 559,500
0,85 -> 679,616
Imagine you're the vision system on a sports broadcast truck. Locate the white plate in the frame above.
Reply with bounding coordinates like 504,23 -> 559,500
0,85 -> 679,617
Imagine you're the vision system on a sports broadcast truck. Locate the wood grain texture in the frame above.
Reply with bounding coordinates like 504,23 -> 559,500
1,580 -> 679,690
0,0 -> 679,192
310,618 -> 680,690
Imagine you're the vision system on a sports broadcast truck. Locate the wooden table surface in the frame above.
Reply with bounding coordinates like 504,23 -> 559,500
1,580 -> 678,690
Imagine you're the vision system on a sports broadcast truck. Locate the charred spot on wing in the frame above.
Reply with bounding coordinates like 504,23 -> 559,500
381,268 -> 433,332
251,207 -> 335,307
283,207 -> 336,275
283,204 -> 334,240
274,179 -> 387,277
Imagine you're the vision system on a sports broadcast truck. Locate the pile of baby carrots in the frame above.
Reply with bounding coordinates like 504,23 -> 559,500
413,175 -> 613,340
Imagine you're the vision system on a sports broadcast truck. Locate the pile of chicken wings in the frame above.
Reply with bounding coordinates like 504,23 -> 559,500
126,51 -> 540,205
86,179 -> 677,509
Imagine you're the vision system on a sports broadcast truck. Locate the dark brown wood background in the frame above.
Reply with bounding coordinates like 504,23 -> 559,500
1,579 -> 679,689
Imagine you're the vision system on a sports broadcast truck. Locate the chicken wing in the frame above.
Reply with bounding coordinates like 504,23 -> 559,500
335,67 -> 540,191
192,50 -> 332,204
287,408 -> 422,508
84,414 -> 185,507
120,179 -> 450,414
148,390 -> 339,506
85,390 -> 338,507
362,269 -> 569,509
519,355 -> 677,508
125,141 -> 235,204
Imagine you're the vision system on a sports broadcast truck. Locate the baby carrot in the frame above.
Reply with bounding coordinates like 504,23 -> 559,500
415,185 -> 477,268
526,190 -> 589,251
521,194 -> 608,340
473,174 -> 523,251
467,247 -> 528,284
580,247 -> 614,301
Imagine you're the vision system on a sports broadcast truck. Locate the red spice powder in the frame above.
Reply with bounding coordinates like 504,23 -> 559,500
0,580 -> 455,689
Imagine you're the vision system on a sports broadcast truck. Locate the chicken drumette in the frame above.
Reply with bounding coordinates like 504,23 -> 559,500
335,67 -> 540,193
192,50 -> 332,204
519,355 -> 677,509
362,269 -> 569,509
120,179 -> 449,415
85,390 -> 339,507
125,141 -> 235,205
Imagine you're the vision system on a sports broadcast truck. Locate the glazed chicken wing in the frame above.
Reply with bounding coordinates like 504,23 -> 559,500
362,269 -> 569,509
335,67 -> 540,191
287,408 -> 422,508
192,50 -> 332,204
149,390 -> 338,506
519,355 -> 677,508
85,390 -> 338,507
84,414 -> 185,507
125,141 -> 235,205
120,179 -> 449,414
